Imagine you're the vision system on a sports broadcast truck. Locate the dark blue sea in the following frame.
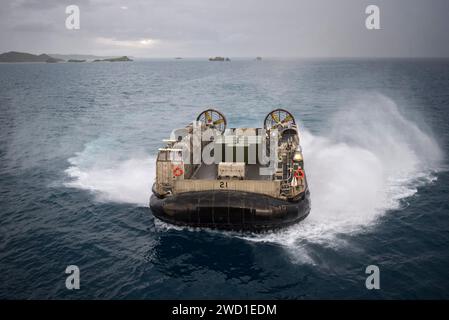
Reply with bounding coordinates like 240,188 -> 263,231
1,58 -> 448,299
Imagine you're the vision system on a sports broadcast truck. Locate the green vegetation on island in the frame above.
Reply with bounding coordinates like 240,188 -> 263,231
0,51 -> 133,63
0,51 -> 64,63
50,54 -> 109,61
209,57 -> 231,62
45,57 -> 61,63
93,56 -> 133,62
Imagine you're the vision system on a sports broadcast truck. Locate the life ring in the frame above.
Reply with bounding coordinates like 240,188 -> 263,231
294,168 -> 304,179
173,166 -> 184,177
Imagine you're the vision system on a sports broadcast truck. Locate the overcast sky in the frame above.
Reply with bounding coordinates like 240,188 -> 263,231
0,0 -> 448,58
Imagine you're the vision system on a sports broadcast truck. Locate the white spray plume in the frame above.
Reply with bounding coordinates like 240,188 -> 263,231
65,94 -> 443,263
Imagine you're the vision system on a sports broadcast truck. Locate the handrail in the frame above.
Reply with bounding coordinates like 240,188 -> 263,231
158,148 -> 183,152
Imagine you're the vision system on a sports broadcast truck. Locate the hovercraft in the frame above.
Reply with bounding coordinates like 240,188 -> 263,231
150,108 -> 311,232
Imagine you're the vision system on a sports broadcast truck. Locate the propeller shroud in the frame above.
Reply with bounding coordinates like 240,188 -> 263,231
196,109 -> 227,133
264,108 -> 296,130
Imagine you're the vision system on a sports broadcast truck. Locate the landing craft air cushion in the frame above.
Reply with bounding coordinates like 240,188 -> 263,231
150,108 -> 311,231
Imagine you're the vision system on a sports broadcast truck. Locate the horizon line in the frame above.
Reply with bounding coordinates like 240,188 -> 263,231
2,51 -> 449,60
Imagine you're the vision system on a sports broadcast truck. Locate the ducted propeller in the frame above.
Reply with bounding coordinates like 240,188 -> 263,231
264,108 -> 296,130
197,108 -> 227,133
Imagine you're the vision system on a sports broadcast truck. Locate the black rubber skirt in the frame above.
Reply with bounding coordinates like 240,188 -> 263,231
150,189 -> 310,232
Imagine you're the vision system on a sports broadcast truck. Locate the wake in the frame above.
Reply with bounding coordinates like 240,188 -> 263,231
241,94 -> 443,261
64,94 -> 443,262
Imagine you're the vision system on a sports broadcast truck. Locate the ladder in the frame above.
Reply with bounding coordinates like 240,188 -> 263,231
279,151 -> 293,197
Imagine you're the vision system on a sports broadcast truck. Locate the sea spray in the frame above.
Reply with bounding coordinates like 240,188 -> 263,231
64,93 -> 443,261
65,150 -> 155,206
242,94 -> 443,260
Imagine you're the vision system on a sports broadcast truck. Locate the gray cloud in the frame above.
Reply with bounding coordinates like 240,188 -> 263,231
14,0 -> 91,10
0,0 -> 448,57
12,21 -> 58,32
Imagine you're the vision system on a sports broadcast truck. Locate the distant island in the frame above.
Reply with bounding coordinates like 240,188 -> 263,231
256,56 -> 262,61
0,51 -> 64,63
209,57 -> 231,62
93,56 -> 133,62
49,54 -> 112,61
0,51 -> 133,63
45,57 -> 62,63
175,57 -> 183,59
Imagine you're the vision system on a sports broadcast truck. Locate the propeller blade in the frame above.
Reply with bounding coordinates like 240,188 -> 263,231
213,118 -> 224,125
281,114 -> 292,123
205,111 -> 212,122
271,112 -> 280,123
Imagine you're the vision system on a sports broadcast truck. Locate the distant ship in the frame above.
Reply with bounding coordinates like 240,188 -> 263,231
256,56 -> 262,61
150,108 -> 311,232
209,57 -> 231,61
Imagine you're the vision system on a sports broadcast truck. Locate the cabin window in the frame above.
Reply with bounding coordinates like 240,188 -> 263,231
169,151 -> 183,162
158,150 -> 183,162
